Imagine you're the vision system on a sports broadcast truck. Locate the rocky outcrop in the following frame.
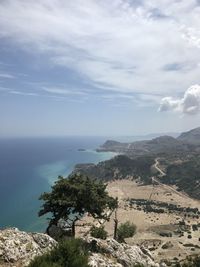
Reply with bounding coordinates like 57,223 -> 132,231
86,237 -> 159,267
0,228 -> 57,266
0,228 -> 162,267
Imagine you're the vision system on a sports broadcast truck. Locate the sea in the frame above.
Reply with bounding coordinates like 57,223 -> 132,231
0,136 -> 115,233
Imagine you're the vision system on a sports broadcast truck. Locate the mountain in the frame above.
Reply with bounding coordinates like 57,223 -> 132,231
98,135 -> 192,156
76,126 -> 200,199
177,127 -> 200,145
97,140 -> 130,152
74,154 -> 154,183
109,132 -> 179,143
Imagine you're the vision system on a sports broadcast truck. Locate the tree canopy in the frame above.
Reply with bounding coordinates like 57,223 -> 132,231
39,174 -> 117,236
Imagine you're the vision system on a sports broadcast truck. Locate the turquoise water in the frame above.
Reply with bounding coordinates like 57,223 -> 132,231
0,137 -> 115,232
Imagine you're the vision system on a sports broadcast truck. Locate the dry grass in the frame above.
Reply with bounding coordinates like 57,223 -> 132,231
77,179 -> 200,263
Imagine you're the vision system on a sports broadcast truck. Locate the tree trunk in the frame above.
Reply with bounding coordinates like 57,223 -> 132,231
46,217 -> 59,237
46,224 -> 51,236
72,221 -> 76,237
71,216 -> 80,237
113,209 -> 118,240
72,220 -> 76,237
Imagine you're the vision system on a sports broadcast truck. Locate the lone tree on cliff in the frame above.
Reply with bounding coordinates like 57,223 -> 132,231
39,173 -> 118,237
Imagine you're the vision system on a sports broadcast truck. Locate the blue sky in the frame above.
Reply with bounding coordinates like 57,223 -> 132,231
0,0 -> 200,137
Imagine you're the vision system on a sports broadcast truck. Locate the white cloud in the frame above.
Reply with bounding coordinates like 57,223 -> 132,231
0,86 -> 38,96
9,90 -> 38,96
159,84 -> 200,115
0,0 -> 200,96
0,73 -> 15,79
42,86 -> 88,96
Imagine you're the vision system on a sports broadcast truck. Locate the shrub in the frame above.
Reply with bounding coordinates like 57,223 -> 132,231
28,238 -> 89,267
117,221 -> 136,243
90,225 -> 108,240
175,256 -> 200,267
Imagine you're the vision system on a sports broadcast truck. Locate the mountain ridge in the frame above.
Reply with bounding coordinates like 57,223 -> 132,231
177,127 -> 200,144
75,126 -> 200,199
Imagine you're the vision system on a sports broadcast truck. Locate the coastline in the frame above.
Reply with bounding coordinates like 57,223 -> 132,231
0,137 -> 117,233
37,149 -> 117,185
31,149 -> 117,232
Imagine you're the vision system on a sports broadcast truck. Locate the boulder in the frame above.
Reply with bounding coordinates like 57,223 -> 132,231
86,237 -> 159,267
0,228 -> 57,266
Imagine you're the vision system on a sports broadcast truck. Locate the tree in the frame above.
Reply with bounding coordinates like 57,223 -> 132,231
90,225 -> 108,240
39,174 -> 118,237
117,221 -> 137,243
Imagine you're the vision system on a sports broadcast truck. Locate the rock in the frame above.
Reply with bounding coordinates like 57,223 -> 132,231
160,262 -> 167,267
0,228 -> 163,267
89,253 -> 122,267
85,237 -> 159,267
0,228 -> 57,266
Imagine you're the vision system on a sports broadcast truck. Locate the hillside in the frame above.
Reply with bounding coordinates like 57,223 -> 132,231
98,135 -> 194,157
162,155 -> 200,199
77,127 -> 200,200
73,154 -> 154,183
177,127 -> 200,145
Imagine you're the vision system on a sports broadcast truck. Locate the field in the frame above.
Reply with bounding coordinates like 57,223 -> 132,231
77,179 -> 200,265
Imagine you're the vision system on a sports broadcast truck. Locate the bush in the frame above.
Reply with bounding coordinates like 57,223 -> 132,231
90,225 -> 108,240
28,238 -> 89,267
175,256 -> 200,267
117,221 -> 136,243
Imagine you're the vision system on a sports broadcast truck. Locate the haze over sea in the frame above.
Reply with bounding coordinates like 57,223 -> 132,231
0,137 -> 115,233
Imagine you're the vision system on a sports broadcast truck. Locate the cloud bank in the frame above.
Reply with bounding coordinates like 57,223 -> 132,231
159,84 -> 200,115
0,0 -> 200,98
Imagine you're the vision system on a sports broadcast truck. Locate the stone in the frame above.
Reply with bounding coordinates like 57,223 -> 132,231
0,228 -> 57,266
85,237 -> 159,267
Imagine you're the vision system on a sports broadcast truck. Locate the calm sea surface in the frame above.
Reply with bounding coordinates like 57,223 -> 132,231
0,137 -> 115,232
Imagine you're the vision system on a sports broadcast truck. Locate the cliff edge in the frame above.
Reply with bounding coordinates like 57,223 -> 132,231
0,228 -> 160,267
0,228 -> 57,267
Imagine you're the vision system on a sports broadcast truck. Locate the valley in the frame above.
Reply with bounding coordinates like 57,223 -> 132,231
75,127 -> 200,265
78,179 -> 200,266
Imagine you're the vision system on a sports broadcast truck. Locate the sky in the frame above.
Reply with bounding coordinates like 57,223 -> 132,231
0,0 -> 200,137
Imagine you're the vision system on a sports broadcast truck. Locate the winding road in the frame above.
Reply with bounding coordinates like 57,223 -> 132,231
153,158 -> 165,177
151,158 -> 189,199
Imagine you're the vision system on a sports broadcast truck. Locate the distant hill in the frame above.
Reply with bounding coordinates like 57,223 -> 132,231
98,135 -> 193,156
74,126 -> 200,199
110,132 -> 179,142
177,127 -> 200,145
97,140 -> 129,152
73,154 -> 154,183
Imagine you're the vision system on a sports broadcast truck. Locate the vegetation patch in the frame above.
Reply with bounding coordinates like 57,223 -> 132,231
117,221 -> 137,243
90,225 -> 108,240
28,238 -> 89,267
